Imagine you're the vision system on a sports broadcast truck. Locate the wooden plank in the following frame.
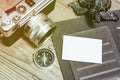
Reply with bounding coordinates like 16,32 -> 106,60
48,1 -> 78,22
0,38 -> 63,80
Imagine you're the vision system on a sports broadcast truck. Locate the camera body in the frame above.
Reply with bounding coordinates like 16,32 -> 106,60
0,0 -> 56,46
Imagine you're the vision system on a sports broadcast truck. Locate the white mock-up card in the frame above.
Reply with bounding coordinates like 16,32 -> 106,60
62,35 -> 102,64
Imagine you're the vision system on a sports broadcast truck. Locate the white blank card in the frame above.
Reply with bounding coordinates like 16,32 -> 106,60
62,35 -> 102,64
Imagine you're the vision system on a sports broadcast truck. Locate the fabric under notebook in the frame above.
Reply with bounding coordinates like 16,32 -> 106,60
53,15 -> 91,80
69,26 -> 120,80
52,10 -> 120,80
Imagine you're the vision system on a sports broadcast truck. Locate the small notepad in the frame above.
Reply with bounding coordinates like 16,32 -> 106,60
62,35 -> 102,63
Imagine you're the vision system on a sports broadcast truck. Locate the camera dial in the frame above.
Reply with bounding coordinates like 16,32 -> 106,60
1,13 -> 11,26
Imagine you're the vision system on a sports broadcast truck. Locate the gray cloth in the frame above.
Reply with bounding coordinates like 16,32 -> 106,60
52,10 -> 120,80
69,26 -> 120,80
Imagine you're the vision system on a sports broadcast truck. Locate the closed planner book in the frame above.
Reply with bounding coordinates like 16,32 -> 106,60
52,10 -> 120,80
69,26 -> 120,80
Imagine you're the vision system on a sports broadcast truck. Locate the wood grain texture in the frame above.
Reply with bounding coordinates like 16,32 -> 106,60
0,38 -> 63,80
0,0 -> 120,80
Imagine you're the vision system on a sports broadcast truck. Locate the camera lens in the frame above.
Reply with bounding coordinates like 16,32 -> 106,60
24,13 -> 56,46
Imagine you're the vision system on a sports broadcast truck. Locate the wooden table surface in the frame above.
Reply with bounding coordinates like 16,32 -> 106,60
0,0 -> 120,80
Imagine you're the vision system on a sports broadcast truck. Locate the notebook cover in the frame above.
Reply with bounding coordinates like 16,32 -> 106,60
52,10 -> 120,80
69,26 -> 120,80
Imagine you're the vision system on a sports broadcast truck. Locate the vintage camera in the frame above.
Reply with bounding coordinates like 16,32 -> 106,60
0,0 -> 56,46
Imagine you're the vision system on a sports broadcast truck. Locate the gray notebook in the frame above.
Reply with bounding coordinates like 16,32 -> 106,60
52,10 -> 120,80
69,26 -> 120,80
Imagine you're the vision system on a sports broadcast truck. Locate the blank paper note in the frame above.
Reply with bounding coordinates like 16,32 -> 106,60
62,35 -> 102,64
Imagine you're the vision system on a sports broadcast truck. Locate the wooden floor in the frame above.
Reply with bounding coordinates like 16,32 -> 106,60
0,0 -> 120,80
